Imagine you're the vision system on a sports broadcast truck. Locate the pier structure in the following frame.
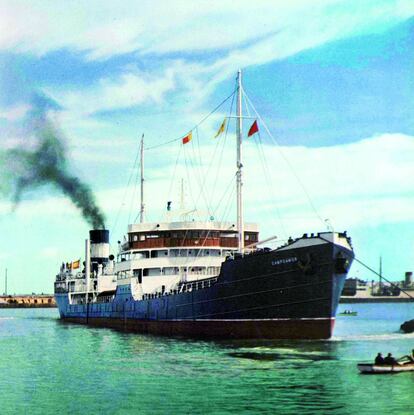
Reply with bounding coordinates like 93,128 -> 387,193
0,295 -> 56,308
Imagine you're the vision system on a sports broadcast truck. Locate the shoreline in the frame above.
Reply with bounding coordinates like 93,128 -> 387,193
0,294 -> 56,308
0,304 -> 56,309
340,297 -> 414,303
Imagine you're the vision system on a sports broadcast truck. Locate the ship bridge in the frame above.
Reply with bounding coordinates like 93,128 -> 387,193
125,221 -> 259,251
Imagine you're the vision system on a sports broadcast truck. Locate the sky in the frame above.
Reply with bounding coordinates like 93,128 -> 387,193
0,0 -> 413,294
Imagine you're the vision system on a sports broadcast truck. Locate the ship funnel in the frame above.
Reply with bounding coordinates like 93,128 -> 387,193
89,229 -> 110,272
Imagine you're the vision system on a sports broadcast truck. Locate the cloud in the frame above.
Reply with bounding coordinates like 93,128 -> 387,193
1,0 -> 413,61
4,132 -> 413,236
17,0 -> 410,123
46,69 -> 176,115
4,0 -> 411,128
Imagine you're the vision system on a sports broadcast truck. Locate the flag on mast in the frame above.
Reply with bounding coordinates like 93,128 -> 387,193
72,259 -> 80,269
247,120 -> 259,137
182,131 -> 192,145
214,118 -> 226,138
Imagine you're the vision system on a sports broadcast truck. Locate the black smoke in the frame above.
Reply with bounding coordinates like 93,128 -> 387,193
2,110 -> 105,229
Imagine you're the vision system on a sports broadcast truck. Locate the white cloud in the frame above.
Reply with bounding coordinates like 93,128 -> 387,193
46,69 -> 176,115
3,133 -> 412,236
4,0 -> 409,126
0,104 -> 31,121
20,0 -> 411,122
1,0 -> 412,61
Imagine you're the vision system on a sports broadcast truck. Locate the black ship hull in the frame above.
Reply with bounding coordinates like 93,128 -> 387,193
55,236 -> 353,339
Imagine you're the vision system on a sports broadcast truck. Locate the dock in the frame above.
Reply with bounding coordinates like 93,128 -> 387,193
0,295 -> 56,308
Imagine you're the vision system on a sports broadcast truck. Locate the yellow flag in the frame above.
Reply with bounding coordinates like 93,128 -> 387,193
72,259 -> 80,269
214,119 -> 226,138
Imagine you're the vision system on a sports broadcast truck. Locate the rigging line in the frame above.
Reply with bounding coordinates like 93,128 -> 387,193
186,137 -> 214,217
183,145 -> 199,213
195,126 -> 204,181
209,127 -> 229,204
209,90 -> 235,205
175,144 -> 206,261
187,120 -> 234,219
243,90 -> 326,227
144,89 -> 236,151
242,91 -> 287,238
191,126 -> 213,215
218,176 -> 237,226
129,156 -> 141,224
192,179 -> 236,265
167,144 -> 183,201
110,142 -> 140,233
213,173 -> 237,218
190,87 -> 236,217
252,131 -> 287,239
353,257 -> 414,300
192,128 -> 228,218
254,128 -> 288,238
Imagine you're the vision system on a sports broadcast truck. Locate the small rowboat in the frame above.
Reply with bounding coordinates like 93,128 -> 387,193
357,363 -> 414,374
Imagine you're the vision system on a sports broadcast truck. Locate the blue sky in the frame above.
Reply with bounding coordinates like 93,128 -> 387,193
0,0 -> 413,293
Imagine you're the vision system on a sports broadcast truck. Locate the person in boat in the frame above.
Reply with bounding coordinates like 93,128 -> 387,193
374,353 -> 385,365
384,353 -> 398,365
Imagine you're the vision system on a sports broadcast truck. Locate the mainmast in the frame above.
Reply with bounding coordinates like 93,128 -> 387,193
236,69 -> 244,253
140,134 -> 145,223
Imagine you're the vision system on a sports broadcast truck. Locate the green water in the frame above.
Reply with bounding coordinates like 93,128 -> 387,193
1,304 -> 413,414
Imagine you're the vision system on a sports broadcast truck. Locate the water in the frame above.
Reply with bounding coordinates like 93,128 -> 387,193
1,303 -> 413,414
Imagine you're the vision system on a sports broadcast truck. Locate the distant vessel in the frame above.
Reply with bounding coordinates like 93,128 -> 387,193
338,310 -> 357,316
54,71 -> 354,339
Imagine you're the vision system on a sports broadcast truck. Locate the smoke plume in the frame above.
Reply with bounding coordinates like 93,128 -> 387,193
2,114 -> 105,229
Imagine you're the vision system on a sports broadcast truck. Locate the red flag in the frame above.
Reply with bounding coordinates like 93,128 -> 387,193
247,120 -> 259,137
182,131 -> 192,145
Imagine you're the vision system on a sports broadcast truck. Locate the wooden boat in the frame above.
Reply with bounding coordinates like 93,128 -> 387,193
357,362 -> 414,374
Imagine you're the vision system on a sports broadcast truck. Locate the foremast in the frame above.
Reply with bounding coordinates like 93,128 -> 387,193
140,134 -> 145,223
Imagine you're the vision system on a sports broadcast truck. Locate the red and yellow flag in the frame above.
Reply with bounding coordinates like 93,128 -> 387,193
72,259 -> 80,269
182,131 -> 192,145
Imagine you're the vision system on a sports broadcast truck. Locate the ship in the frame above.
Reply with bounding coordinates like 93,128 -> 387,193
54,71 -> 354,339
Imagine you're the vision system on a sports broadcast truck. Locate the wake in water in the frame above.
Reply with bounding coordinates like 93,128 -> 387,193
332,332 -> 414,342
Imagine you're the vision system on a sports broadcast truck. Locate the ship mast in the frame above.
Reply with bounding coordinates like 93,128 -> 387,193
236,69 -> 244,253
140,134 -> 145,223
